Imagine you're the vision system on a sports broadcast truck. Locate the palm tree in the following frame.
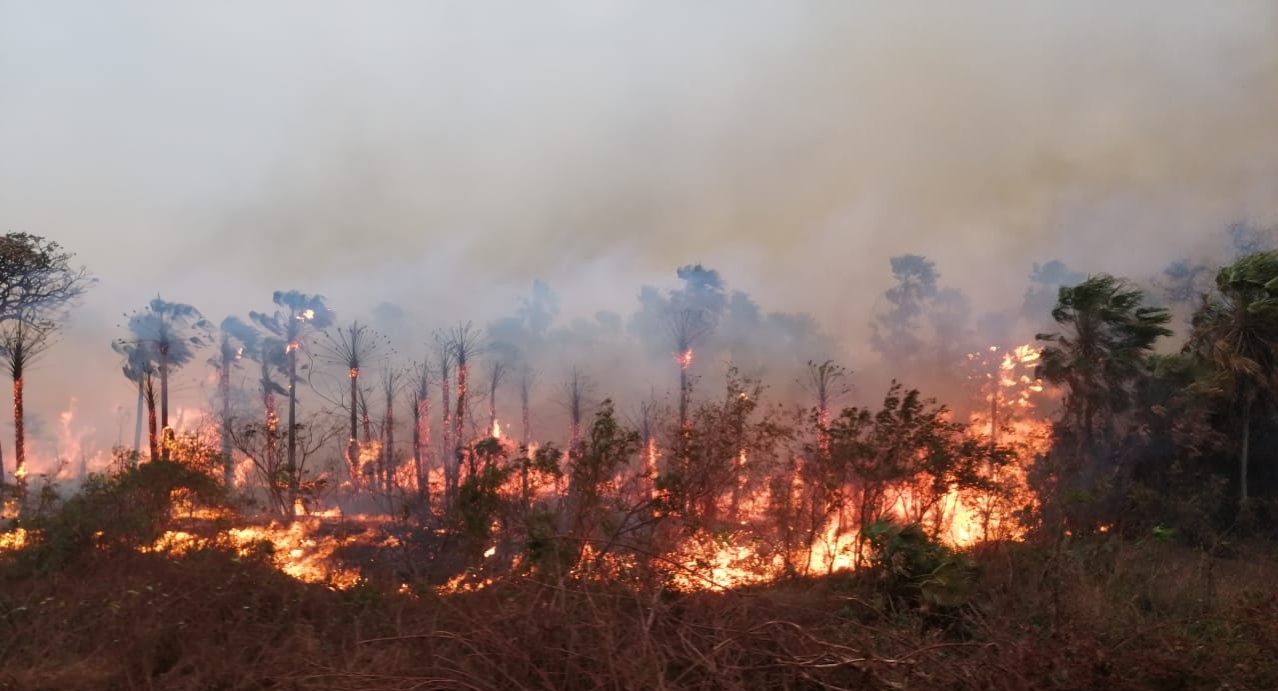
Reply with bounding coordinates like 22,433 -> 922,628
122,297 -> 213,458
250,291 -> 333,512
0,315 -> 55,495
210,317 -> 260,487
111,339 -> 152,461
1037,275 -> 1172,479
1188,251 -> 1278,506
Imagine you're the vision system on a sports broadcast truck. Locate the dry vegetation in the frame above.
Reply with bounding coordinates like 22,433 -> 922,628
3,505 -> 1278,691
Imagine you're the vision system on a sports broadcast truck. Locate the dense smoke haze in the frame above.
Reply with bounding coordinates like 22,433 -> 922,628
1,2 -> 1277,471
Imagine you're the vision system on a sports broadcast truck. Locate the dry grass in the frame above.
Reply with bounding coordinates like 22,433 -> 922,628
1,534 -> 1277,690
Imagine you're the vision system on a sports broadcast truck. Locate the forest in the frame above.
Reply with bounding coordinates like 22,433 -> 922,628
2,225 -> 1278,690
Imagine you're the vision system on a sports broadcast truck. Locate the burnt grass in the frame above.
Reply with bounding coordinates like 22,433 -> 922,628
2,532 -> 1278,691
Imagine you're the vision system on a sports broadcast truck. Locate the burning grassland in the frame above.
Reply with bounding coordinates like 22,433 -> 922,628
0,343 -> 1058,598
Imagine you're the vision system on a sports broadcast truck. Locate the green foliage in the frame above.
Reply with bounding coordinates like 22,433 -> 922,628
14,459 -> 228,571
862,520 -> 978,609
568,400 -> 641,522
457,464 -> 513,539
1036,275 -> 1172,528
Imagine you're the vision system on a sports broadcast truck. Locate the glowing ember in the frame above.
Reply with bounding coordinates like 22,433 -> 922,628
0,527 -> 29,551
676,348 -> 694,370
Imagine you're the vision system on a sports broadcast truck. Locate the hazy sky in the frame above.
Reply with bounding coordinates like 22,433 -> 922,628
1,2 -> 1276,468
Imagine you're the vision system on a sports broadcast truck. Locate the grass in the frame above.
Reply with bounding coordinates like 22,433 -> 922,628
2,528 -> 1277,690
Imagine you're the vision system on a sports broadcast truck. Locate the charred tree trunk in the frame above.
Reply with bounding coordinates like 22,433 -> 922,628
439,352 -> 455,508
487,362 -> 505,433
286,342 -> 299,514
12,376 -> 24,497
158,343 -> 170,459
145,372 -> 159,462
347,367 -> 360,484
564,368 -> 587,504
133,376 -> 144,463
260,343 -> 278,500
414,392 -> 430,507
455,355 -> 469,480
383,375 -> 396,497
359,389 -> 376,491
520,371 -> 533,508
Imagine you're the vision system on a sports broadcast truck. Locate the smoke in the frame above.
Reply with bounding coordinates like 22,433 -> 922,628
0,2 -> 1276,465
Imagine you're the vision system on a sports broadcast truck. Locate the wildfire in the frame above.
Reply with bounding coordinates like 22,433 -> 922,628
0,527 -> 28,551
676,349 -> 694,370
491,418 -> 502,439
297,309 -> 315,321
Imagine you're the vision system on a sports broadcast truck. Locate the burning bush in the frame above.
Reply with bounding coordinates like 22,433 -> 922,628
11,458 -> 228,572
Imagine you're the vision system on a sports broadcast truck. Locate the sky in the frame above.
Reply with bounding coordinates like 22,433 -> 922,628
1,2 -> 1276,471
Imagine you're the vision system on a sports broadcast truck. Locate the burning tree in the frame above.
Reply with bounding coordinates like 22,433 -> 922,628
1,315 -> 56,496
377,367 -> 405,499
121,297 -> 213,459
409,357 -> 432,507
252,334 -> 288,500
665,372 -> 783,527
444,323 -> 483,506
820,383 -> 991,570
518,367 -> 537,506
485,360 -> 506,433
230,411 -> 341,517
667,265 -> 725,429
562,367 -> 594,500
0,233 -> 92,488
210,317 -> 259,488
318,320 -> 390,485
250,291 -> 334,513
435,337 -> 454,505
803,359 -> 850,455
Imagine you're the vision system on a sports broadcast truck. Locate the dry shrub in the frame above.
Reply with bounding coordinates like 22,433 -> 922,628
3,529 -> 1278,690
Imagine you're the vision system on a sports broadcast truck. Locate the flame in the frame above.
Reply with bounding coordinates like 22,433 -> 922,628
0,527 -> 28,551
676,349 -> 694,370
297,309 -> 315,321
491,419 -> 502,439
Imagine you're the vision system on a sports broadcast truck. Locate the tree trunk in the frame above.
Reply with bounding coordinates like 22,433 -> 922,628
159,344 -> 170,459
220,358 -> 233,488
414,395 -> 430,507
286,345 -> 298,514
347,369 -> 359,483
384,384 -> 395,497
455,357 -> 469,483
679,365 -> 689,429
441,363 -> 454,508
12,376 -> 25,497
133,376 -> 144,464
258,345 -> 281,513
1240,398 -> 1252,506
521,381 -> 532,509
146,373 -> 159,461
